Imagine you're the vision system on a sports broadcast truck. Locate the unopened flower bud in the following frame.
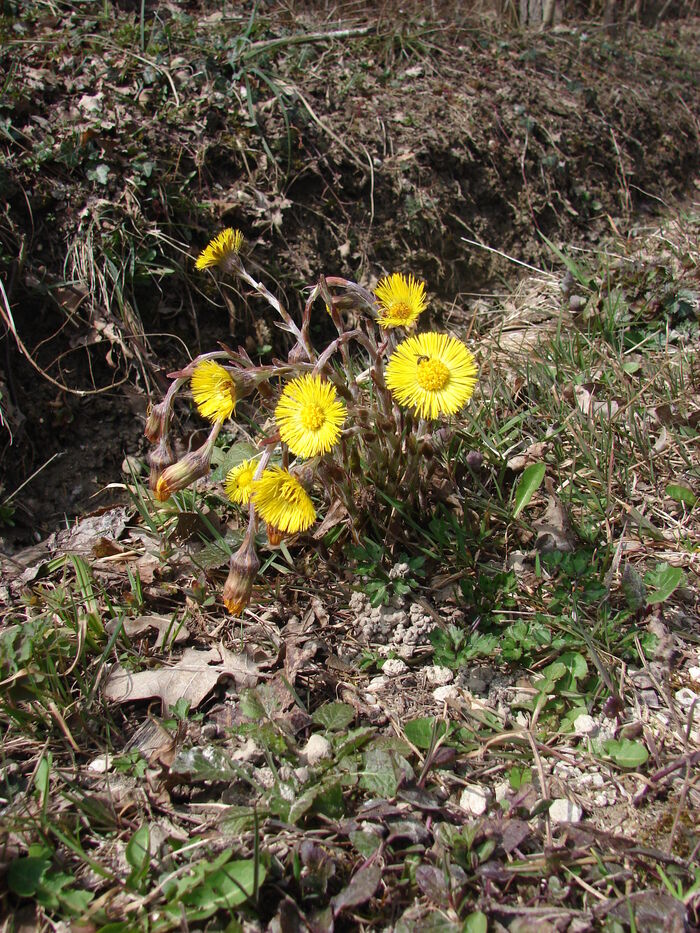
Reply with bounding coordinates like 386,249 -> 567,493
223,531 -> 260,616
145,401 -> 168,443
148,438 -> 176,491
154,447 -> 212,501
466,450 -> 483,470
348,446 -> 361,474
420,439 -> 434,459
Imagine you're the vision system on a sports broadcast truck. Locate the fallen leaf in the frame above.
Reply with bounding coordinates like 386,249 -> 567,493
106,614 -> 190,649
332,863 -> 382,916
533,479 -> 577,554
103,646 -> 259,712
506,441 -> 550,472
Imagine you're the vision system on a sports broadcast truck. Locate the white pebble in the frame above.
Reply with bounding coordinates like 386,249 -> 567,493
687,666 -> 700,684
366,675 -> 388,693
382,659 -> 408,676
433,685 -> 459,702
426,665 -> 454,686
301,734 -> 332,766
458,785 -> 492,816
88,754 -> 112,773
573,714 -> 598,736
675,687 -> 699,709
549,799 -> 583,823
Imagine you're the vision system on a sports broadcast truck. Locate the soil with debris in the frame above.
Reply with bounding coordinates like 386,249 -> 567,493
1,3 -> 698,542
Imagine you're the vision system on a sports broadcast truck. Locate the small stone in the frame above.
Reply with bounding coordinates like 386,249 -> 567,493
675,687 -> 699,709
366,675 -> 388,693
301,734 -> 333,766
458,784 -> 491,816
426,665 -> 454,686
433,685 -> 459,702
294,766 -> 310,784
88,754 -> 112,773
382,659 -> 408,676
232,738 -> 261,763
549,799 -> 583,823
687,666 -> 700,684
573,714 -> 598,736
494,780 -> 510,803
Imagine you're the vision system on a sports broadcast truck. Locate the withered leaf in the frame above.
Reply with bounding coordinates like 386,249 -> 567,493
106,614 -> 189,648
103,646 -> 259,712
331,863 -> 382,916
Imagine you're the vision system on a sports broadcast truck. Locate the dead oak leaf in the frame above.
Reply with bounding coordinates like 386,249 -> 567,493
103,646 -> 259,712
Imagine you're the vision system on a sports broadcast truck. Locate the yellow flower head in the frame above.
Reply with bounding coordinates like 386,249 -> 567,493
386,331 -> 477,420
225,459 -> 257,505
190,360 -> 237,423
195,228 -> 244,271
252,466 -> 316,535
275,374 -> 346,459
374,273 -> 427,330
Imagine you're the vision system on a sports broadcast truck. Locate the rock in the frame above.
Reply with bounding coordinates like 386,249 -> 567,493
573,713 -> 598,736
382,659 -> 408,676
301,734 -> 333,766
433,685 -> 459,702
688,666 -> 700,684
426,665 -> 454,686
675,687 -> 698,709
458,784 -> 491,816
366,675 -> 388,693
549,799 -> 583,823
88,754 -> 112,773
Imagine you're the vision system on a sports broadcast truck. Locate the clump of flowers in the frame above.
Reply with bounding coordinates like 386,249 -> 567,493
145,229 -> 478,616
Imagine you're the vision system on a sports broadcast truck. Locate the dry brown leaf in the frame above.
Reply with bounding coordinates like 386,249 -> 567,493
507,441 -> 550,472
103,646 -> 259,712
105,614 -> 190,649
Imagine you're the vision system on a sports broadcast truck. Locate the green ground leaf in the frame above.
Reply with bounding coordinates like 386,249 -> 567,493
403,717 -> 449,749
7,857 -> 49,897
463,912 -> 489,933
645,563 -> 685,605
604,738 -> 649,769
513,462 -> 546,518
665,483 -> 697,507
312,701 -> 355,731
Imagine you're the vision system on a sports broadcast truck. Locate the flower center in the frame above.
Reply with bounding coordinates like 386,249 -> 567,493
301,403 -> 326,431
389,301 -> 413,322
417,358 -> 450,392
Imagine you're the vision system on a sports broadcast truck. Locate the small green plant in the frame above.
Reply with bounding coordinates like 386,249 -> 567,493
352,538 -> 426,606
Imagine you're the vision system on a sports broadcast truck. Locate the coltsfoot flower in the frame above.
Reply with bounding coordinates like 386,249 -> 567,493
375,273 -> 427,329
223,530 -> 260,616
386,331 -> 477,420
225,459 -> 257,505
252,466 -> 316,537
190,360 -> 237,423
195,228 -> 244,271
275,374 -> 346,459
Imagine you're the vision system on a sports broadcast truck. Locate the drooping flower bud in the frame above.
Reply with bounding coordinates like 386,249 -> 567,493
222,530 -> 260,616
148,438 -> 176,491
154,447 -> 213,501
144,401 -> 169,443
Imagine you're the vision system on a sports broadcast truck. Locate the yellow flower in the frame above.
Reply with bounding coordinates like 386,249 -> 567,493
374,273 -> 427,329
195,228 -> 244,271
225,459 -> 257,505
190,360 -> 237,423
275,374 -> 346,459
386,331 -> 477,420
252,466 -> 316,535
